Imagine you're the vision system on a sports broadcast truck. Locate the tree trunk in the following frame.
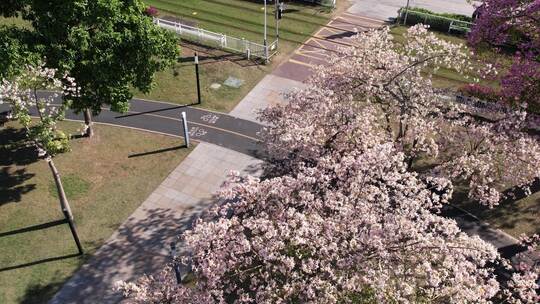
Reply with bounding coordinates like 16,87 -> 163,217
83,108 -> 94,138
47,158 -> 73,219
47,157 -> 84,254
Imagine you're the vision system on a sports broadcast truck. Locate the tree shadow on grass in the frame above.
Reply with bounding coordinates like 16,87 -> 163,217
21,279 -> 67,304
451,178 -> 540,235
19,265 -> 85,304
0,127 -> 39,206
46,201 -> 216,303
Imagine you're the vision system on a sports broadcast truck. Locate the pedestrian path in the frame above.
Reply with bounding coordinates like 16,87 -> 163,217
49,143 -> 262,304
273,12 -> 386,83
230,11 -> 385,122
229,74 -> 306,123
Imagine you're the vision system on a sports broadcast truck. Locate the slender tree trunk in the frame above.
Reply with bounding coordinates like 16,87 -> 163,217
83,108 -> 94,138
47,158 -> 73,219
47,157 -> 83,254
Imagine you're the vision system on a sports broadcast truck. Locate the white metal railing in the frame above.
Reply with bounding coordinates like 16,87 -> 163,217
154,17 -> 278,62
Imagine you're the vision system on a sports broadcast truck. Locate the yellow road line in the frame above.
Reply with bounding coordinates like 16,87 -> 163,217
288,59 -> 316,68
308,37 -> 333,49
63,118 -> 188,140
341,12 -> 386,23
125,111 -> 261,142
294,51 -> 329,61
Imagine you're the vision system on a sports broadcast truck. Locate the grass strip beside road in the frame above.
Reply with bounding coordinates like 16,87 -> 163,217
136,0 -> 333,112
0,121 -> 193,304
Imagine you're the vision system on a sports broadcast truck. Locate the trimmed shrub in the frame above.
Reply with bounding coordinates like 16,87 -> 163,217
406,7 -> 473,22
399,8 -> 473,34
458,84 -> 500,102
144,6 -> 159,17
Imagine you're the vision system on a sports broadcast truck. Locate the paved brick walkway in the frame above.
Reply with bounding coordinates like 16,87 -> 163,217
229,74 -> 306,124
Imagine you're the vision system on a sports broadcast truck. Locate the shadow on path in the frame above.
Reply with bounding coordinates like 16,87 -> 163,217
49,199 -> 215,304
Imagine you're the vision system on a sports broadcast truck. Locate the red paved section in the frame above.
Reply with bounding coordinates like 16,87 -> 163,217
273,12 -> 386,82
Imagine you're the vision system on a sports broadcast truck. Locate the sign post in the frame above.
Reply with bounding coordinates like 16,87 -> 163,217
181,111 -> 190,147
194,53 -> 201,105
170,242 -> 182,284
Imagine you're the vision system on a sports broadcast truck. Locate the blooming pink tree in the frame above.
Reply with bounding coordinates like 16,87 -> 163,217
469,0 -> 540,111
119,145 -> 538,303
118,26 -> 539,303
261,25 -> 540,207
119,145 -> 500,303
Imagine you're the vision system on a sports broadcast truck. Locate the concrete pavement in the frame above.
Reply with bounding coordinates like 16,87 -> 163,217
229,74 -> 306,123
347,0 -> 478,21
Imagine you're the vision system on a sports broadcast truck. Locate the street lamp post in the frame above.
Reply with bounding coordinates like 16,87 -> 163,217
403,0 -> 411,25
264,0 -> 268,63
275,0 -> 280,44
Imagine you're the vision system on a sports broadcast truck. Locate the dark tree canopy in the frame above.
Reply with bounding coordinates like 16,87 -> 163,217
0,0 -> 179,115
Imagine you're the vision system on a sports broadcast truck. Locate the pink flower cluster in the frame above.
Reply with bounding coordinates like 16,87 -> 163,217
118,25 -> 539,303
144,6 -> 159,17
458,83 -> 500,102
469,0 -> 540,111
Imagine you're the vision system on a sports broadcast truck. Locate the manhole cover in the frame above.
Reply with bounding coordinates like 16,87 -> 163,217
223,76 -> 245,88
210,83 -> 222,90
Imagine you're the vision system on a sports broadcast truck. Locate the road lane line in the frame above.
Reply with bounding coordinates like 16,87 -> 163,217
288,59 -> 316,68
293,51 -> 330,61
34,103 -> 261,142
122,111 -> 261,142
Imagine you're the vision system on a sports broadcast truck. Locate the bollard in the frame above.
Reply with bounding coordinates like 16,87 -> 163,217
181,111 -> 190,147
170,242 -> 182,284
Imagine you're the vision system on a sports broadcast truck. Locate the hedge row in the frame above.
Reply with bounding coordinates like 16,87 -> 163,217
405,7 -> 473,22
399,7 -> 473,34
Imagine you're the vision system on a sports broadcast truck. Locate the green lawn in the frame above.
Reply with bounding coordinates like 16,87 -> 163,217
0,121 -> 193,304
135,46 -> 269,112
136,0 -> 334,111
453,186 -> 540,238
145,0 -> 332,49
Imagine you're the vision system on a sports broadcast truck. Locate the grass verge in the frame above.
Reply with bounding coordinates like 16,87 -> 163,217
453,186 -> 540,238
136,0 -> 334,111
0,121 -> 193,304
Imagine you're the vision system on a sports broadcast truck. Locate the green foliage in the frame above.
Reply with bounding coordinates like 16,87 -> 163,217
400,7 -> 473,34
48,174 -> 90,200
29,117 -> 71,156
0,0 -> 180,116
406,7 -> 473,22
1,65 -> 77,158
0,0 -> 27,18
0,25 -> 39,79
341,288 -> 378,303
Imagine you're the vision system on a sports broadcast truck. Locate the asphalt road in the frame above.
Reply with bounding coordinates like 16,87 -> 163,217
0,94 -> 266,158
348,0 -> 478,21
